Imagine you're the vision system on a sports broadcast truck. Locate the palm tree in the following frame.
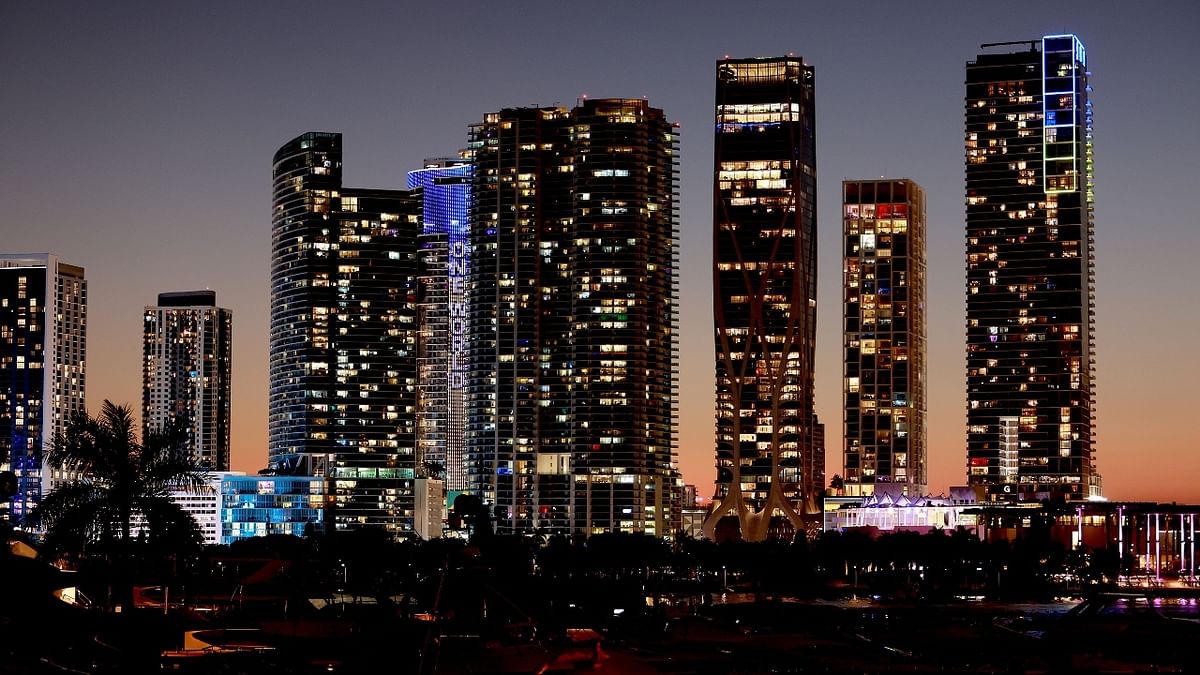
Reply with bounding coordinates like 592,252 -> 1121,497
26,400 -> 210,557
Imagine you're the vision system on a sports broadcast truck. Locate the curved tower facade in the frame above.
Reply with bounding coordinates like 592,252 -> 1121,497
270,132 -> 422,535
466,107 -> 573,533
568,99 -> 679,536
270,132 -> 341,461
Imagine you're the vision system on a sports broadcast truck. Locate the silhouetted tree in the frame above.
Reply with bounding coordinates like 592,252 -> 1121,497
26,401 -> 209,606
27,401 -> 208,555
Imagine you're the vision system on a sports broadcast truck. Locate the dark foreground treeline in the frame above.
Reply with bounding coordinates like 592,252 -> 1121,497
6,524 -> 1119,616
0,525 -> 1128,674
224,525 -> 1112,605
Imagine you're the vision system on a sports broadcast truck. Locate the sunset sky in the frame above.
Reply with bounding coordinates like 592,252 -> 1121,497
3,1 -> 1197,502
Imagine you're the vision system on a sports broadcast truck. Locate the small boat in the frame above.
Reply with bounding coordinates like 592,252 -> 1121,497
160,628 -> 276,658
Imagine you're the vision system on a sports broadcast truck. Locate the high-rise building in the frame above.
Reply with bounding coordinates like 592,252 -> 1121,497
408,159 -> 472,492
142,290 -> 232,470
842,179 -> 927,497
467,99 -> 679,536
965,35 -> 1098,501
704,57 -> 818,542
569,99 -> 679,536
270,132 -> 422,535
467,106 -> 572,534
0,254 -> 86,523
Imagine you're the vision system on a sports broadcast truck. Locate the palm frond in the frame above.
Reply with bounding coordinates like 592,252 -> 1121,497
25,480 -> 110,554
46,400 -> 138,480
140,415 -> 210,492
46,412 -> 102,475
35,400 -> 211,558
141,446 -> 211,492
134,494 -> 204,551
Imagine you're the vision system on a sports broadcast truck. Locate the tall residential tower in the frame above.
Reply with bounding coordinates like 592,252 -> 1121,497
408,159 -> 472,492
705,57 -> 818,542
965,36 -> 1098,501
842,179 -> 927,497
0,254 -> 86,523
270,133 -> 422,535
142,290 -> 232,470
467,99 -> 680,536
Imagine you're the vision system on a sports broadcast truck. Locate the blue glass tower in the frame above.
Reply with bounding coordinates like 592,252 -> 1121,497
408,160 -> 472,492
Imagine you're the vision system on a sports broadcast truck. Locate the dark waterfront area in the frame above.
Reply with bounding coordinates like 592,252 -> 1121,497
5,528 -> 1200,674
8,590 -> 1200,673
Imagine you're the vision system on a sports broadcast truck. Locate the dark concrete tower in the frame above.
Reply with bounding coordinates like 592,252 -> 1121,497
467,100 -> 680,536
965,36 -> 1098,501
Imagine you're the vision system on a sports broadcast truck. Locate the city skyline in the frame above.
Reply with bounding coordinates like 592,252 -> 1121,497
2,2 -> 1198,503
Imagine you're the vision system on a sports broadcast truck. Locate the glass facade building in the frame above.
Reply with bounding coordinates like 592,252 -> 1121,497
142,290 -> 232,470
705,57 -> 818,542
408,159 -> 472,492
842,179 -> 927,497
220,473 -> 325,544
0,254 -> 86,524
467,99 -> 680,536
270,132 -> 422,535
965,36 -> 1098,501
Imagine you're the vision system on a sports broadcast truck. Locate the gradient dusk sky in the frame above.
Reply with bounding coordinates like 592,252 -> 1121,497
2,1 -> 1197,502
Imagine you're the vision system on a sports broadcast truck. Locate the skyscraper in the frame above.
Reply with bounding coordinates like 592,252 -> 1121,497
142,290 -> 232,470
0,254 -> 86,523
569,99 -> 679,536
705,56 -> 818,542
270,132 -> 422,535
842,179 -> 927,497
408,159 -> 472,492
965,35 -> 1098,501
467,99 -> 679,536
